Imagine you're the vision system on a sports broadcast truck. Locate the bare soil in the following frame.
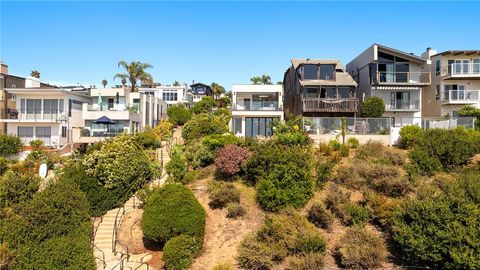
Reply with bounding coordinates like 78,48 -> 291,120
189,175 -> 265,270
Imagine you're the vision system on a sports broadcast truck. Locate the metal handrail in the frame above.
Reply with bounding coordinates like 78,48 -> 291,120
90,216 -> 106,269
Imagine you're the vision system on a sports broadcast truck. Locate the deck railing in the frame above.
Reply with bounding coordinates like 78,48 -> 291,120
376,72 -> 430,84
302,98 -> 358,112
447,63 -> 480,76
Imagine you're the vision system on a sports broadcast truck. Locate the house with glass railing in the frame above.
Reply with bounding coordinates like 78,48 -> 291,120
346,44 -> 431,126
79,87 -> 167,140
283,59 -> 358,118
0,77 -> 92,148
421,49 -> 480,117
231,84 -> 283,138
139,83 -> 193,108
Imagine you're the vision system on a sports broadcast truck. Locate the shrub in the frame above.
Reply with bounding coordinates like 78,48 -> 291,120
166,152 -> 187,182
163,235 -> 202,270
338,144 -> 350,157
364,191 -> 401,229
0,157 -> 8,176
324,184 -> 350,216
83,134 -> 158,189
135,127 -> 161,149
0,171 -> 41,209
337,227 -> 387,269
214,145 -> 250,176
212,263 -> 233,270
184,139 -> 215,168
226,202 -> 246,218
141,184 -> 206,244
287,253 -> 325,270
29,139 -> 44,150
355,140 -> 405,165
347,137 -> 359,148
315,161 -> 334,188
0,179 -> 95,270
307,202 -> 334,229
168,104 -> 192,126
392,168 -> 480,269
191,96 -> 215,114
328,139 -> 341,151
183,170 -> 198,184
202,134 -> 244,152
317,142 -> 332,156
342,203 -> 370,226
208,181 -> 240,209
273,118 -> 311,146
411,128 -> 478,172
182,113 -> 229,141
0,134 -> 22,157
153,120 -> 174,141
399,125 -> 424,149
360,96 -> 385,117
237,235 -> 281,270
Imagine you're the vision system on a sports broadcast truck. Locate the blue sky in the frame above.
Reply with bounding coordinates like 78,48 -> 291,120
1,1 -> 479,90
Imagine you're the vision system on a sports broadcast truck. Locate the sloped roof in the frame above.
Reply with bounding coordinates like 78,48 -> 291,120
433,50 -> 480,56
299,72 -> 357,87
375,43 -> 427,63
291,59 -> 341,69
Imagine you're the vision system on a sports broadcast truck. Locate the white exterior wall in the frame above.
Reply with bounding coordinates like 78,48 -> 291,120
139,85 -> 192,107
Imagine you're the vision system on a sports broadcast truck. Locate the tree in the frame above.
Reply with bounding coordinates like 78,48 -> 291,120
191,96 -> 215,114
121,78 -> 127,86
360,96 -> 385,118
101,79 -> 107,88
113,61 -> 153,92
211,82 -> 225,99
167,104 -> 192,126
261,74 -> 272,84
182,113 -> 229,141
173,81 -> 180,86
250,76 -> 262,85
277,81 -> 283,85
0,134 -> 23,157
30,70 -> 40,78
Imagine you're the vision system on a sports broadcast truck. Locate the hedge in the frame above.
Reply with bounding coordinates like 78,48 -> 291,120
0,134 -> 22,157
141,184 -> 206,244
162,235 -> 202,270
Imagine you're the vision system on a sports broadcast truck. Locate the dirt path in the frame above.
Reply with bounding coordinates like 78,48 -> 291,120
189,176 -> 264,270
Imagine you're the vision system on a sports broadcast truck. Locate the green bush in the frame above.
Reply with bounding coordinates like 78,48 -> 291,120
392,168 -> 480,269
208,181 -> 240,209
458,105 -> 480,130
338,144 -> 350,157
237,209 -> 326,269
317,142 -> 332,156
190,96 -> 215,114
324,184 -> 350,216
83,134 -> 158,189
355,140 -> 405,166
287,252 -> 325,270
246,142 -> 314,212
212,263 -> 233,270
411,128 -> 478,172
135,127 -> 161,149
141,184 -> 206,244
202,134 -> 243,152
399,125 -> 424,149
315,161 -> 334,188
0,134 -> 22,157
182,113 -> 229,141
226,202 -> 246,218
342,203 -> 370,226
60,162 -> 123,216
0,157 -> 9,176
163,235 -> 202,270
273,118 -> 311,146
360,96 -> 385,117
183,170 -> 199,184
0,171 -> 41,209
337,227 -> 387,269
347,137 -> 359,148
328,140 -> 341,151
1,179 -> 95,270
307,202 -> 334,229
166,152 -> 187,182
184,139 -> 215,168
168,104 -> 192,126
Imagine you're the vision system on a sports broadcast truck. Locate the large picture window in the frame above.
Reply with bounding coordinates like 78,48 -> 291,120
303,65 -> 317,80
245,117 -> 278,138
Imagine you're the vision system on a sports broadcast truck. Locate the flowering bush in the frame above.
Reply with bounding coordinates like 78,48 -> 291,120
153,120 -> 174,141
214,145 -> 250,176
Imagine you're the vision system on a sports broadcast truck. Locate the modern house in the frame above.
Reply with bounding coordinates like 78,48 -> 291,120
283,59 -> 358,118
422,49 -> 480,117
139,84 -> 193,108
190,82 -> 213,102
79,87 -> 167,140
0,77 -> 92,148
346,44 -> 431,126
231,84 -> 284,138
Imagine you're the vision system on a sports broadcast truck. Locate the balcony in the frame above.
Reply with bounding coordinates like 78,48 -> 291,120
442,90 -> 480,104
83,103 -> 141,122
376,72 -> 430,85
302,98 -> 358,113
233,101 -> 280,111
445,63 -> 480,79
385,100 -> 420,111
1,109 -> 66,122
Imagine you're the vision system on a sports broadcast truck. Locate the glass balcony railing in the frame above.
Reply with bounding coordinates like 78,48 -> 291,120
448,63 -> 480,76
376,72 -> 431,84
233,101 -> 280,111
13,109 -> 64,121
442,90 -> 480,103
385,100 -> 420,111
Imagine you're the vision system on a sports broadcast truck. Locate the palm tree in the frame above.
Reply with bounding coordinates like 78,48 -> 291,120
173,81 -> 180,86
250,76 -> 262,84
101,79 -> 108,88
277,81 -> 283,85
121,78 -> 127,86
211,82 -> 225,99
30,70 -> 40,78
113,61 -> 153,92
261,74 -> 272,85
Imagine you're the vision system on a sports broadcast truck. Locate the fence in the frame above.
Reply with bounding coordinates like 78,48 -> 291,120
396,117 -> 475,130
303,117 -> 392,135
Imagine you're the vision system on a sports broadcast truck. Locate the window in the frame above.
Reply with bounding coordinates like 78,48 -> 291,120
12,94 -> 16,101
445,84 -> 465,101
338,88 -> 351,99
326,87 -> 337,98
303,65 -> 317,80
319,65 -> 335,80
162,91 -> 178,101
245,117 -> 278,138
233,117 -> 242,135
108,98 -> 114,109
68,99 -> 72,117
474,59 -> 480,73
18,126 -> 33,139
390,91 -> 411,110
435,59 -> 441,76
62,126 -> 67,138
435,85 -> 440,100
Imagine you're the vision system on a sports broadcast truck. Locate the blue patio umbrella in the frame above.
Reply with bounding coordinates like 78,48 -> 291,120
93,116 -> 116,124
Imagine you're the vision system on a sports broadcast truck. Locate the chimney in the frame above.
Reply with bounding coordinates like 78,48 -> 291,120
421,47 -> 437,60
0,63 -> 8,74
25,76 -> 41,88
